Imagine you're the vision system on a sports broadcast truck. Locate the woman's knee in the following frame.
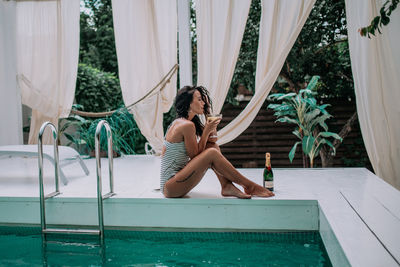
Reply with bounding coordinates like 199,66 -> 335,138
163,184 -> 185,198
204,147 -> 221,157
206,142 -> 220,151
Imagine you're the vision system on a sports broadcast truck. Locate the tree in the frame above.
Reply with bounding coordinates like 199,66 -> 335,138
79,0 -> 118,75
227,0 -> 261,105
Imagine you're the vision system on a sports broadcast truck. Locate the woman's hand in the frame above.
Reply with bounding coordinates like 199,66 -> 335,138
204,117 -> 221,137
208,131 -> 218,143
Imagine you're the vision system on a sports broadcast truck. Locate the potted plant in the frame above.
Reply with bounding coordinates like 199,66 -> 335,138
267,76 -> 342,168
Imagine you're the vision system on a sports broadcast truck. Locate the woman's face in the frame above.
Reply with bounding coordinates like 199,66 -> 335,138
190,90 -> 205,115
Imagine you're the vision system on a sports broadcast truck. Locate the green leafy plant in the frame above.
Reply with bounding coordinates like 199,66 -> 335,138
60,107 -> 140,156
73,63 -> 148,154
359,0 -> 399,38
75,63 -> 124,113
267,76 -> 342,168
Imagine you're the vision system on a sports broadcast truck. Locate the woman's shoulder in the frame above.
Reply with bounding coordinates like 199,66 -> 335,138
166,119 -> 195,140
173,118 -> 195,128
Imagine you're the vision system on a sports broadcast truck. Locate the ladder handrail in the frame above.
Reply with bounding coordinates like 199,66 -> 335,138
37,121 -> 116,246
95,120 -> 116,244
38,122 -> 61,233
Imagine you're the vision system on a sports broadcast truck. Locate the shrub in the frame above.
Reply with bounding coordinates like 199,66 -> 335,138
75,63 -> 124,112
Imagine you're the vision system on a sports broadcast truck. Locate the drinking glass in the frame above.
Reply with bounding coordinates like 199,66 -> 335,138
206,114 -> 222,139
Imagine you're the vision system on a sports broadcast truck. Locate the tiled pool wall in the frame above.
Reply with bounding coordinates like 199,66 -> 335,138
0,227 -> 333,266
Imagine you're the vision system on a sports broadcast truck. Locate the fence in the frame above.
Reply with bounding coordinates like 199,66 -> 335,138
219,98 -> 371,169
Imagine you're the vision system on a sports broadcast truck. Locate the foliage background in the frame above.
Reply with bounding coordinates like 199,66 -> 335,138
75,63 -> 123,112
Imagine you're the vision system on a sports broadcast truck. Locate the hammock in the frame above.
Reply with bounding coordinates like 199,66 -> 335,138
70,64 -> 178,118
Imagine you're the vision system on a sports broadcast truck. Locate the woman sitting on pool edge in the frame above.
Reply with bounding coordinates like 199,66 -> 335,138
160,85 -> 275,199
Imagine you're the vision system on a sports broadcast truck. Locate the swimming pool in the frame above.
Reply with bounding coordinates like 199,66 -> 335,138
0,227 -> 331,266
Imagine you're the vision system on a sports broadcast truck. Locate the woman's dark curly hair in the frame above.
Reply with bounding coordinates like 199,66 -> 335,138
175,85 -> 212,136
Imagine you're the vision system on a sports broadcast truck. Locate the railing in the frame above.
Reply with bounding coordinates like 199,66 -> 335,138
95,120 -> 116,244
38,122 -> 61,233
37,120 -> 116,246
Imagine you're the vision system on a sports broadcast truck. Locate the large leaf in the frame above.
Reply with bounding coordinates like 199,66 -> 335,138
292,130 -> 302,140
304,109 -> 321,124
267,93 -> 285,101
277,93 -> 297,101
305,75 -> 320,90
304,97 -> 317,107
274,110 -> 296,117
268,104 -> 295,113
319,103 -> 330,110
299,89 -> 314,96
276,117 -> 299,125
318,138 -> 336,155
267,103 -> 285,110
309,114 -> 331,131
302,136 -> 315,155
319,121 -> 329,131
319,132 -> 343,141
289,142 -> 301,162
277,105 -> 295,112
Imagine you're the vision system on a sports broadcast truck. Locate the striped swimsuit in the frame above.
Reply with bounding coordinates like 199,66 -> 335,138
160,140 -> 189,192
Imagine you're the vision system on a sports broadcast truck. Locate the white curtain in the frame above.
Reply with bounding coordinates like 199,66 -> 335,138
0,0 -> 23,145
346,0 -> 400,190
16,0 -> 80,144
217,0 -> 316,145
112,0 -> 177,154
196,0 -> 251,114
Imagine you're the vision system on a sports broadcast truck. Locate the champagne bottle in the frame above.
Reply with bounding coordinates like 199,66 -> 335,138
263,153 -> 274,191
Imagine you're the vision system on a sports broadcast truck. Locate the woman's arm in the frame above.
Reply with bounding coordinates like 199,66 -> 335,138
181,119 -> 219,159
181,122 -> 200,159
207,130 -> 218,143
195,118 -> 220,155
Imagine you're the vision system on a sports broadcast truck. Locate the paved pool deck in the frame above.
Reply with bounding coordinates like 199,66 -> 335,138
0,155 -> 399,266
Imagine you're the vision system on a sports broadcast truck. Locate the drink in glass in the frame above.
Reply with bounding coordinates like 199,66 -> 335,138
206,114 -> 222,139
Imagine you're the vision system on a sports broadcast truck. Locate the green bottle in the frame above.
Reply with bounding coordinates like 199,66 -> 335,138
263,153 -> 274,191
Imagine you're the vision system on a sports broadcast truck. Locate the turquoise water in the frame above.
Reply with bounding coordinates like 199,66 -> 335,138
0,228 -> 331,266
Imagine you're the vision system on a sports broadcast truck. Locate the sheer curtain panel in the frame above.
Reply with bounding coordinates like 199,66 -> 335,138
16,0 -> 80,144
217,0 -> 315,145
196,0 -> 251,114
0,0 -> 23,145
112,0 -> 177,154
346,0 -> 400,189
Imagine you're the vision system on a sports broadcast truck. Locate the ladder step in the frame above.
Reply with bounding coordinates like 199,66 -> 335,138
43,228 -> 101,235
103,192 -> 116,199
45,191 -> 61,199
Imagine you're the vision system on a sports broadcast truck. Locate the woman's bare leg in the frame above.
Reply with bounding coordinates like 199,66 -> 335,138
205,142 -> 251,198
164,147 -> 274,198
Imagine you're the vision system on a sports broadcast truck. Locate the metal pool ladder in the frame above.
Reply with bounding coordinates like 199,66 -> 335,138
38,121 -> 116,245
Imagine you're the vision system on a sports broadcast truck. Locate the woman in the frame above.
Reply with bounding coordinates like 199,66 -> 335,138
160,86 -> 274,199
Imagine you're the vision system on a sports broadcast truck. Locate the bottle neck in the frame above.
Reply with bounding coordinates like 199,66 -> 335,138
265,159 -> 271,168
265,153 -> 271,168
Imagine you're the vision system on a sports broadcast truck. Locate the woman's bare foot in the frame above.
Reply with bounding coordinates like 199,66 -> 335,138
221,183 -> 251,199
244,183 -> 275,198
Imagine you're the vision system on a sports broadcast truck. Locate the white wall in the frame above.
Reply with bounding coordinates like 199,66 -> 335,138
0,0 -> 23,145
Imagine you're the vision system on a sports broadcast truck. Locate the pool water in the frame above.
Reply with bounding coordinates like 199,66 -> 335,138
0,228 -> 332,266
